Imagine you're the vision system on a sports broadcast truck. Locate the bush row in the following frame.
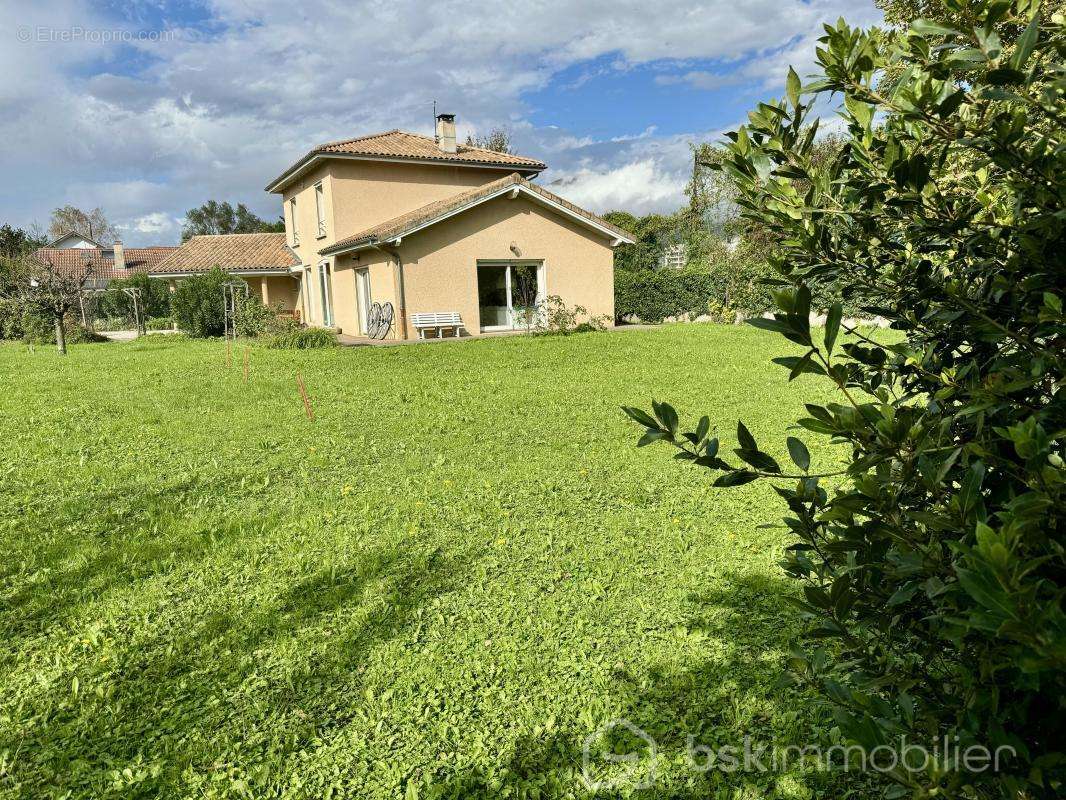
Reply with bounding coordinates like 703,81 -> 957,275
615,259 -> 860,325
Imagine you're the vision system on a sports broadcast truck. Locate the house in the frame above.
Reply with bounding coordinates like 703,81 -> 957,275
47,231 -> 105,250
261,114 -> 634,338
33,242 -> 178,289
151,233 -> 301,314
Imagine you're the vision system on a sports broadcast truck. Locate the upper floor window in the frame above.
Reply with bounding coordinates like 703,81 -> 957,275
314,183 -> 327,238
289,197 -> 299,246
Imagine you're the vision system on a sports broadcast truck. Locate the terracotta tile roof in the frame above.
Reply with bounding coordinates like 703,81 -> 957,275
150,233 -> 300,275
266,130 -> 546,191
320,173 -> 633,255
33,247 -> 178,284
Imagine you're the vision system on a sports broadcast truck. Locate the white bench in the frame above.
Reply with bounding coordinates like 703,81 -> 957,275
412,312 -> 464,339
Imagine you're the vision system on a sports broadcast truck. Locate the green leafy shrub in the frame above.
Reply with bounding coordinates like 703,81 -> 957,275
614,270 -> 717,323
232,295 -> 278,338
146,316 -> 174,331
19,312 -> 107,345
96,272 -> 171,323
170,267 -> 238,337
625,7 -> 1063,798
0,299 -> 24,340
264,324 -> 336,349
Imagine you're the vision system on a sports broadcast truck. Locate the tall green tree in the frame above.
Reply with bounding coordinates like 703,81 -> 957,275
0,224 -> 47,258
181,201 -> 283,241
627,4 -> 1064,797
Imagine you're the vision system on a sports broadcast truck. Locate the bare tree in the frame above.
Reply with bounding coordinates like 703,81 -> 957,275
465,127 -> 513,154
48,205 -> 118,244
1,253 -> 93,354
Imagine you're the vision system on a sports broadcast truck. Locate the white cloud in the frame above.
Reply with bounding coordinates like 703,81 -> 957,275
0,0 -> 881,243
123,212 -> 179,235
547,160 -> 685,215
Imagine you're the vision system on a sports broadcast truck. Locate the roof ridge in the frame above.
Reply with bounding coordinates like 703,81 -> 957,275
314,128 -> 404,151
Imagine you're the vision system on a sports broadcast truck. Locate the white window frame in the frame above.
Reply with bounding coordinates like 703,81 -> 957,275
318,261 -> 334,328
477,260 -> 545,332
355,268 -> 372,335
290,197 -> 299,247
301,266 -> 313,322
314,182 -> 327,238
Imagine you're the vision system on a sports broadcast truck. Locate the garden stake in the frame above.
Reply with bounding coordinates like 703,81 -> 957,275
242,346 -> 250,385
296,371 -> 314,420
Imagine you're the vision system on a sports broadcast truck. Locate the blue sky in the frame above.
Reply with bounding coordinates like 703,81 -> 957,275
0,0 -> 881,245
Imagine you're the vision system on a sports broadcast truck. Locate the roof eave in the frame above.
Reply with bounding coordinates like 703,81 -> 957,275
265,151 -> 546,193
319,182 -> 633,258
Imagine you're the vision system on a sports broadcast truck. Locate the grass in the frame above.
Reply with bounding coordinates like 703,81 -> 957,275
0,326 -> 864,799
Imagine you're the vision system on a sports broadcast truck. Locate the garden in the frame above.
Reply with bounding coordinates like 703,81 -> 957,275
1,326 -> 852,798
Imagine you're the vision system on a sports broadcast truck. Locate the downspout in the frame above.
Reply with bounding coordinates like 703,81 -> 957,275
370,240 -> 408,340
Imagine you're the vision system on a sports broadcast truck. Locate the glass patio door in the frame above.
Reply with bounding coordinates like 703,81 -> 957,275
477,262 -> 542,331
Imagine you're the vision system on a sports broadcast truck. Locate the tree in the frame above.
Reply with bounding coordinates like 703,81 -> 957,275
0,224 -> 47,258
48,206 -> 117,244
602,211 -> 687,272
626,6 -> 1063,798
1,253 -> 94,354
181,201 -> 282,241
465,127 -> 513,154
170,266 -> 242,337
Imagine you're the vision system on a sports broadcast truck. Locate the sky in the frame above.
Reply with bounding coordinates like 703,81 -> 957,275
0,0 -> 882,246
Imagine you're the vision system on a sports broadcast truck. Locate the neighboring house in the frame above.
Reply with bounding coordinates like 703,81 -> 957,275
264,114 -> 634,338
47,230 -> 105,250
33,243 -> 178,289
657,242 -> 687,270
151,233 -> 301,314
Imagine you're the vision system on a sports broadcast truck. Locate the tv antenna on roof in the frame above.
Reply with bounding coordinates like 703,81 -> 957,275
432,99 -> 438,142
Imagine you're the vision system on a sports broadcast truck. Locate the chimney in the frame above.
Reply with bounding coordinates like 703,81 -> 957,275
435,113 -> 457,154
113,241 -> 126,271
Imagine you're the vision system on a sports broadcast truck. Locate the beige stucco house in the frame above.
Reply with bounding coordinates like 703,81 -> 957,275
258,114 -> 633,339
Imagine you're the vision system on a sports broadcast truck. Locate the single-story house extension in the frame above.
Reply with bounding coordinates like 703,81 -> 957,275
150,233 -> 301,314
259,114 -> 633,339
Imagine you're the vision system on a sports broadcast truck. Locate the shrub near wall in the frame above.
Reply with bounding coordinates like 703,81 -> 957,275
170,267 -> 237,337
614,270 -> 716,323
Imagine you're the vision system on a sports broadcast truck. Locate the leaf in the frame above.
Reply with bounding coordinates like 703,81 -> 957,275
771,355 -> 826,379
824,302 -> 842,356
713,470 -> 760,487
910,18 -> 965,37
704,437 -> 720,459
786,437 -> 811,472
734,448 -> 781,473
737,420 -> 757,451
786,66 -> 801,108
746,316 -> 790,334
637,430 -> 671,447
1010,13 -> 1040,70
695,415 -> 710,443
653,401 -> 679,436
621,406 -> 658,429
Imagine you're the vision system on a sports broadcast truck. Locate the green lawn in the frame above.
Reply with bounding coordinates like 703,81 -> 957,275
0,327 -> 860,799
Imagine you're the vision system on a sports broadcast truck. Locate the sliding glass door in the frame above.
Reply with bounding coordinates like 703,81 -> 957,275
477,262 -> 543,331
